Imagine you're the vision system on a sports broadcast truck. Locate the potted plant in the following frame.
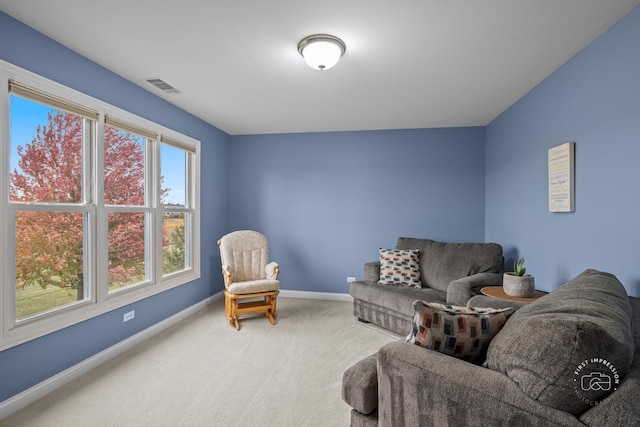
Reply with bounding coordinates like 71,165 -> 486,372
503,257 -> 535,297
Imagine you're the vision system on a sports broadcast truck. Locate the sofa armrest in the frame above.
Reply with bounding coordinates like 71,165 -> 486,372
342,353 -> 378,415
579,369 -> 640,426
446,272 -> 502,306
364,261 -> 380,283
377,341 -> 582,427
467,295 -> 526,310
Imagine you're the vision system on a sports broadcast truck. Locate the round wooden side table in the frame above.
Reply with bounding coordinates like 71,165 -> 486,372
480,286 -> 546,304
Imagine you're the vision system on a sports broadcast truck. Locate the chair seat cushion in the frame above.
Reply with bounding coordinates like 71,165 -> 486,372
228,279 -> 280,294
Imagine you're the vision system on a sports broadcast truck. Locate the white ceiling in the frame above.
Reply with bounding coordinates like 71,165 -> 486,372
1,1 -> 638,135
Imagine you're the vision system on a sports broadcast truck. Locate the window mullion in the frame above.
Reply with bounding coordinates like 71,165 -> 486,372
146,136 -> 156,286
153,138 -> 162,285
95,115 -> 108,304
82,118 -> 94,304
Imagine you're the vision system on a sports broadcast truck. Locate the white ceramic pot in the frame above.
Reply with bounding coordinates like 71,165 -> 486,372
503,273 -> 535,298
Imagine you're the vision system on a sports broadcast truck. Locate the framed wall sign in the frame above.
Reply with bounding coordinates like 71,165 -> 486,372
548,142 -> 575,212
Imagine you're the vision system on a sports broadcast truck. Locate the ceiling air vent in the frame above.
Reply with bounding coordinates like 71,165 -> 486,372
145,78 -> 180,94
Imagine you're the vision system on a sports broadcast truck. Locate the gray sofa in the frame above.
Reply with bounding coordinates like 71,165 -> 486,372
342,269 -> 640,426
350,237 -> 504,336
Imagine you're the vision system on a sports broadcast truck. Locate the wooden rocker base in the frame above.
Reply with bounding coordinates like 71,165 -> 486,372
224,289 -> 279,331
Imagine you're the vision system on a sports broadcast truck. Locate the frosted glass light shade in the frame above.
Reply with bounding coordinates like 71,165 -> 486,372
298,34 -> 346,71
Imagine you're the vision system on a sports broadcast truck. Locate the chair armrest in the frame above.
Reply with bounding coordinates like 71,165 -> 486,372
364,261 -> 380,283
446,272 -> 502,306
266,262 -> 279,280
377,341 -> 582,427
221,264 -> 232,288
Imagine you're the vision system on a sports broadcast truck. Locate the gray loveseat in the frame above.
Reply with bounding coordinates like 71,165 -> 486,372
342,269 -> 640,426
350,237 -> 504,336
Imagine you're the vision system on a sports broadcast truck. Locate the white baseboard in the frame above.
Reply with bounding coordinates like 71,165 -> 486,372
279,289 -> 353,302
0,291 -> 223,421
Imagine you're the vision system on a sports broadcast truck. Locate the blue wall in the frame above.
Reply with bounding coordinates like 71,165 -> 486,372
0,12 -> 230,403
486,6 -> 640,296
230,128 -> 487,293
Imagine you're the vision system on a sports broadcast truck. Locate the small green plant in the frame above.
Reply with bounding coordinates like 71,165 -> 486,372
514,257 -> 526,276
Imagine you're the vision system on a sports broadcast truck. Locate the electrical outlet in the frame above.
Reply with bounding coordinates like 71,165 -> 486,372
123,310 -> 135,322
347,276 -> 356,283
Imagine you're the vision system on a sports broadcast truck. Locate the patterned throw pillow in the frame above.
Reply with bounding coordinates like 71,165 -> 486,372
406,301 -> 515,362
378,248 -> 421,288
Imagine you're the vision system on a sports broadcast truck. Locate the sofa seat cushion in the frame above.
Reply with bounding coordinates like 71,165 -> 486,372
342,353 -> 378,415
407,301 -> 514,362
485,269 -> 634,415
395,237 -> 503,292
350,281 -> 447,316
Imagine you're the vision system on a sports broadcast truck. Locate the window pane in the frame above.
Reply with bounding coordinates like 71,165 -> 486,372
104,125 -> 145,206
163,212 -> 187,275
15,211 -> 86,320
10,95 -> 84,203
108,212 -> 147,292
161,143 -> 186,207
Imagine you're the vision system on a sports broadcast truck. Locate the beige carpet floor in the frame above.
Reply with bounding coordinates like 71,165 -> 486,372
1,298 -> 397,427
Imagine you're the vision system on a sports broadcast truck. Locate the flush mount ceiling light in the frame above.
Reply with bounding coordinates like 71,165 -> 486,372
297,34 -> 346,71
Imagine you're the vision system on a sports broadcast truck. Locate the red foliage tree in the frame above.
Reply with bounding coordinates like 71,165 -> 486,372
11,110 -> 147,290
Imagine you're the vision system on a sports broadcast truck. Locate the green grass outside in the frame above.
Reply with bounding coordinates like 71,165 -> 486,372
16,285 -> 78,319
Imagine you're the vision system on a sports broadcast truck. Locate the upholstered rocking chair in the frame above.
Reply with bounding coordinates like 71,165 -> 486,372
217,230 -> 280,330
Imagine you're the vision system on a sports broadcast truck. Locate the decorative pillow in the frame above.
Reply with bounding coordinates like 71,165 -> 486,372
406,301 -> 515,362
378,248 -> 421,287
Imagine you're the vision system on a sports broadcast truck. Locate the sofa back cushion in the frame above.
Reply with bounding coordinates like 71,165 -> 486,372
395,237 -> 504,292
485,269 -> 634,415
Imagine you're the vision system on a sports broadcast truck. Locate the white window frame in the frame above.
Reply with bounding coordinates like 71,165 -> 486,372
102,117 -> 156,295
0,60 -> 201,351
159,137 -> 197,279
